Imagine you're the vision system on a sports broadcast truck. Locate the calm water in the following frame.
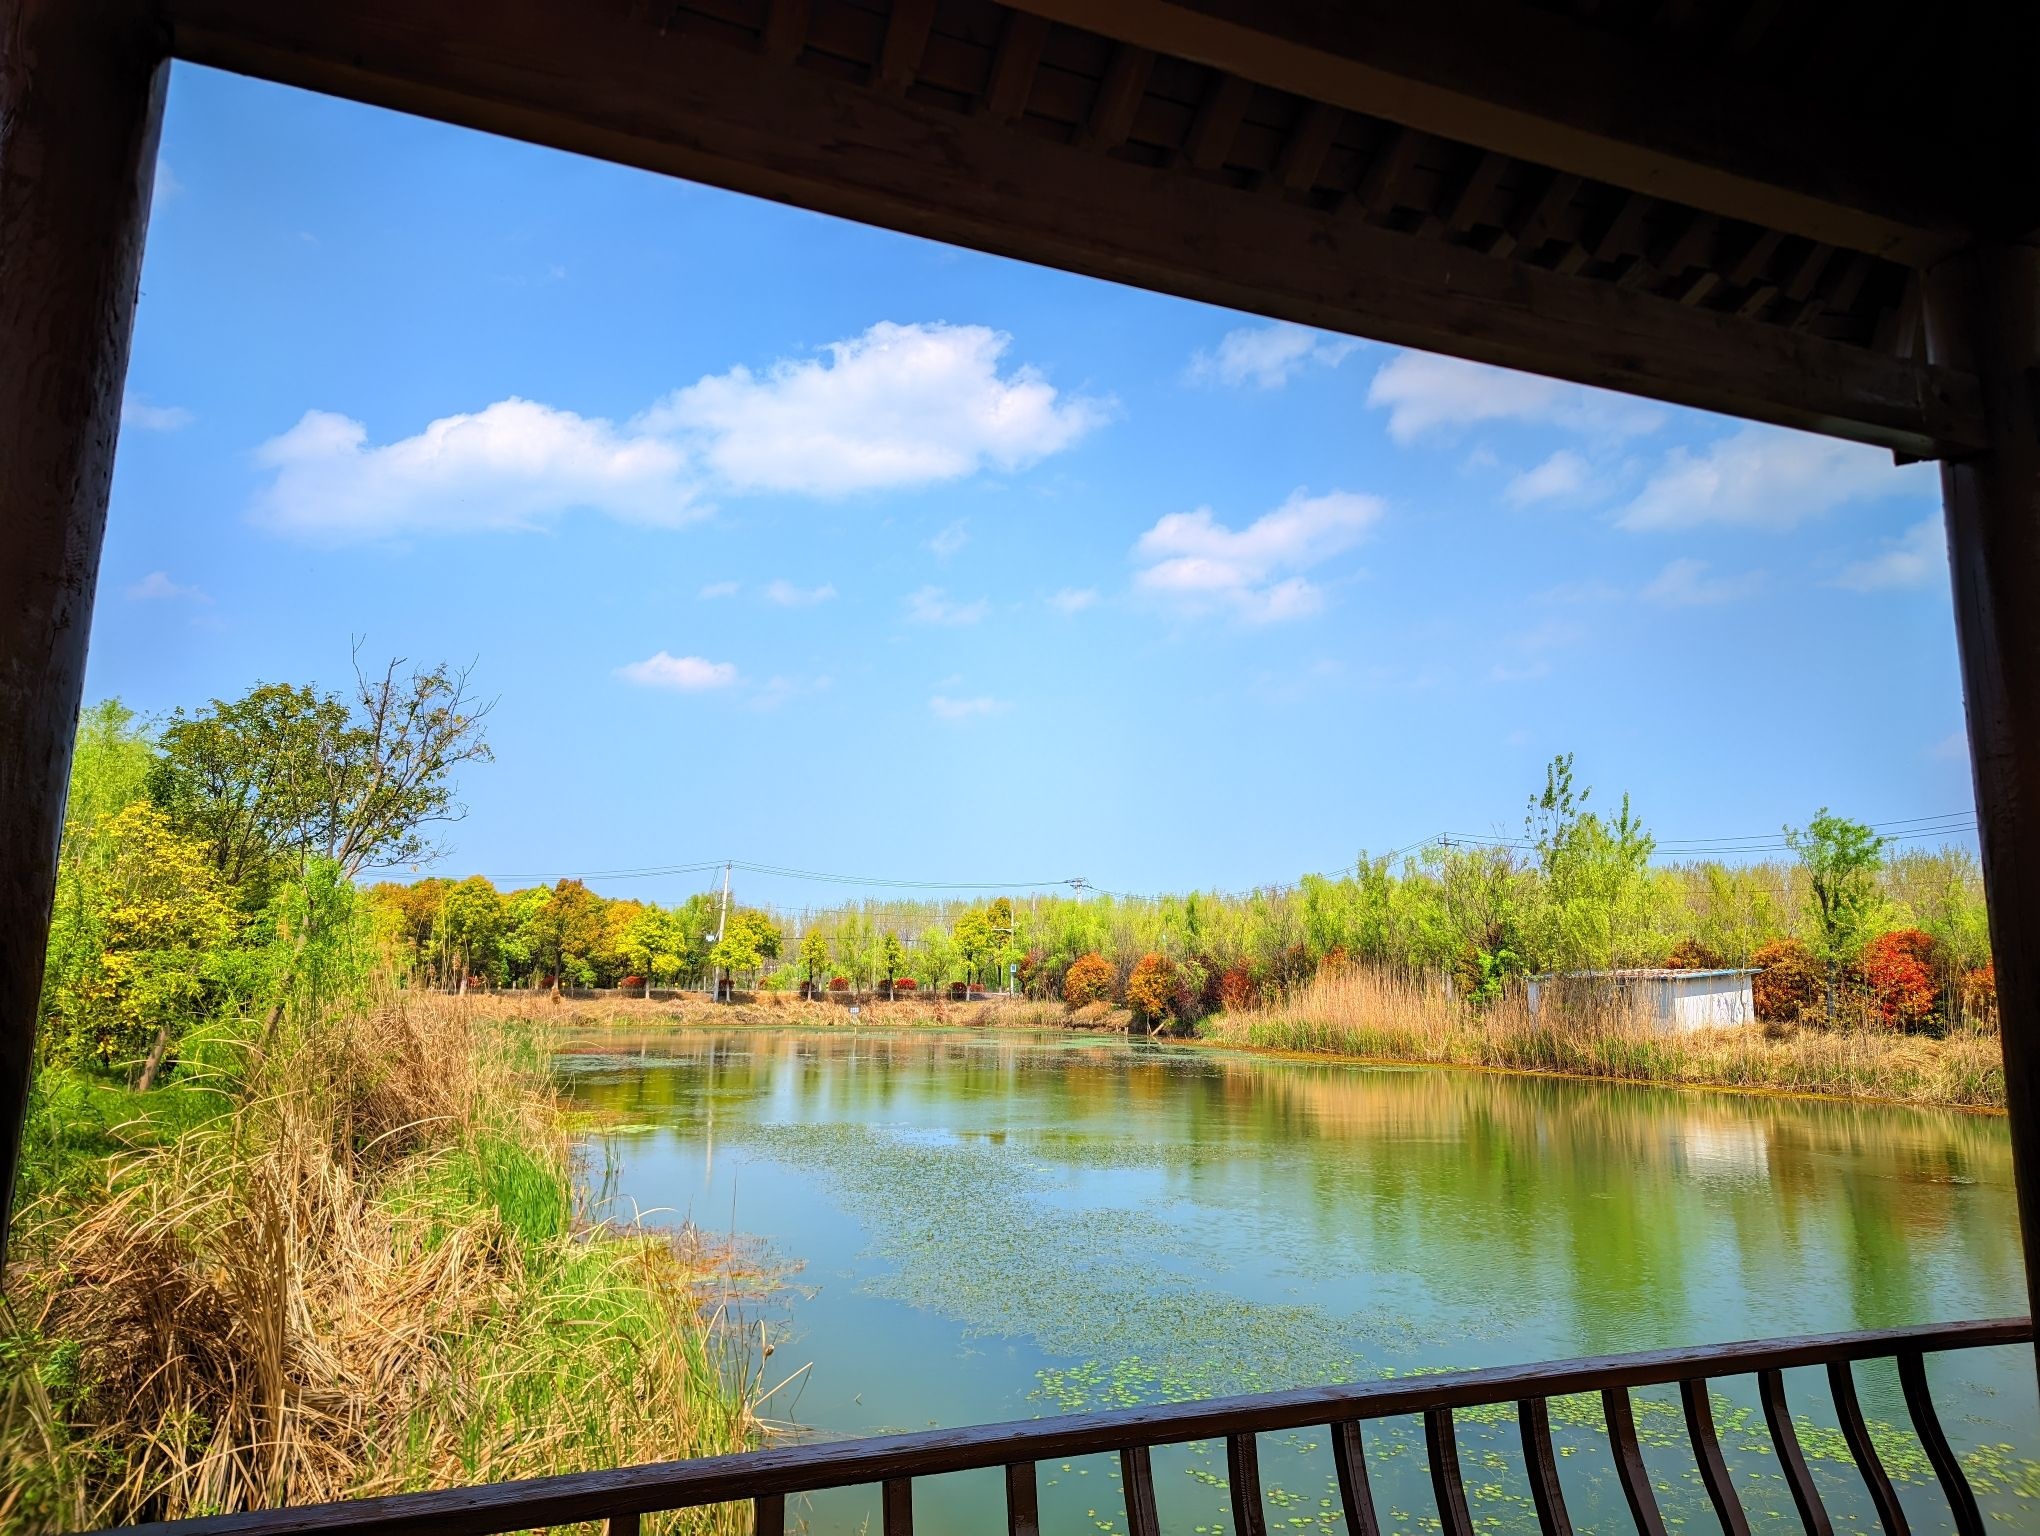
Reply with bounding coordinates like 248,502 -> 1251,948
557,1027 -> 2036,1534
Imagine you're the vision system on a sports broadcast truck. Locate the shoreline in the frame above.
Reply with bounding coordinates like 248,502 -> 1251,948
478,993 -> 2008,1115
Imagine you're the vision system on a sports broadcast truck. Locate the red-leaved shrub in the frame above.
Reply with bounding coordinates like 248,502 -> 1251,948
828,976 -> 849,991
1752,938 -> 1821,1023
1862,929 -> 1942,1029
892,977 -> 918,993
1217,966 -> 1257,1013
1062,953 -> 1116,1010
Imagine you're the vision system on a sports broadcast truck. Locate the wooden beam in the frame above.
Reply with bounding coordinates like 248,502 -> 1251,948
1923,244 -> 2040,1400
0,0 -> 169,1257
1078,42 -> 1153,152
1273,99 -> 1340,194
876,0 -> 934,92
996,0 -> 1982,263
1178,70 -> 1248,172
760,0 -> 808,64
978,9 -> 1047,123
162,0 -> 1985,457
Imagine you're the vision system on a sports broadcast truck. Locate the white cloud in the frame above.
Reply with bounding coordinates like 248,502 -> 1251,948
698,580 -> 740,599
1367,352 -> 1664,444
1641,557 -> 1766,607
1048,587 -> 1098,613
616,652 -> 739,691
1489,617 -> 1582,683
1133,488 -> 1381,623
254,398 -> 699,540
906,586 -> 989,625
251,322 -> 1101,541
930,694 -> 1007,721
639,321 -> 1107,496
1834,515 -> 1945,592
764,579 -> 836,607
123,395 -> 194,432
1505,449 -> 1591,507
126,570 -> 210,603
1187,322 -> 1360,389
1617,425 -> 1931,532
154,158 -> 182,200
1932,731 -> 1969,762
928,520 -> 969,558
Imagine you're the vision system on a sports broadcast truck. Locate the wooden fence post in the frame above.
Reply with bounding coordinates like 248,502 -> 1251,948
0,0 -> 168,1258
1922,241 -> 2040,1392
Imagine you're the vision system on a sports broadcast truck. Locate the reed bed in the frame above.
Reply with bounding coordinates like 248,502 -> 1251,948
1201,966 -> 2006,1110
484,990 -> 1077,1033
1,993 -> 763,1535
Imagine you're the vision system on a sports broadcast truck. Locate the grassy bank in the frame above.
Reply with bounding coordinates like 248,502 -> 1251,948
1197,967 -> 2006,1110
482,990 -> 1086,1033
1,991 -> 763,1534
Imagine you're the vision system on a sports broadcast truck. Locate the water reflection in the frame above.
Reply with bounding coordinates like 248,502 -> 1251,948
559,1028 -> 2033,1534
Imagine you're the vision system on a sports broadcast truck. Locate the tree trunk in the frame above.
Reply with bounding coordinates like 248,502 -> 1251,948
136,1020 -> 173,1092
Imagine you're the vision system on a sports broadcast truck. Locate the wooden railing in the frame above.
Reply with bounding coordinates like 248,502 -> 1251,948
107,1317 -> 2032,1536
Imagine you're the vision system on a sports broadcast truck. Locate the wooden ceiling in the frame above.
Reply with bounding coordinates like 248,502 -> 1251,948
159,0 -> 2036,459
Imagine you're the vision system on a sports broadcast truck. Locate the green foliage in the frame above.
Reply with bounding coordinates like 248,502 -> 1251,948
1521,753 -> 1663,973
1785,809 -> 1886,969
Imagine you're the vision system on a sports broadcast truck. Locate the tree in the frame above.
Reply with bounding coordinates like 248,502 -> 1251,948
621,905 -> 693,997
799,927 -> 831,993
527,879 -> 606,996
879,932 -> 906,998
43,803 -> 231,1087
439,875 -> 504,992
1785,809 -> 1885,1021
1126,952 -> 1178,1030
1521,753 -> 1660,974
953,907 -> 996,984
153,652 -> 493,901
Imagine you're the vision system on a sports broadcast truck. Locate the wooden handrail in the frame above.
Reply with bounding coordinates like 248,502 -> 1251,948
100,1316 -> 2033,1536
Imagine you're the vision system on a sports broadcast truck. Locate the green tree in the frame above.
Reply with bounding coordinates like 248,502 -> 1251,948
621,904 -> 694,996
879,932 -> 907,998
953,907 -> 996,984
439,875 -> 504,991
43,802 -> 231,1087
1785,809 -> 1886,1022
1521,753 -> 1659,973
799,927 -> 831,991
527,879 -> 606,996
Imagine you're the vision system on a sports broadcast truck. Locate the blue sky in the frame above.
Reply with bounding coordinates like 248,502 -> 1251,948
94,64 -> 1975,907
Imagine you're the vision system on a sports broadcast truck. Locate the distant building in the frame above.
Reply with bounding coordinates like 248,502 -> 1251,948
1527,968 -> 1758,1033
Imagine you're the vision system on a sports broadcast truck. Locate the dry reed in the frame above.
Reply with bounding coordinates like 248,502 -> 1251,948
1201,966 -> 2006,1110
1,992 -> 762,1534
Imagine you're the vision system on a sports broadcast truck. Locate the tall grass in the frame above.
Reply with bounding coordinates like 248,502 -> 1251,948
1200,966 -> 2006,1110
0,991 -> 762,1534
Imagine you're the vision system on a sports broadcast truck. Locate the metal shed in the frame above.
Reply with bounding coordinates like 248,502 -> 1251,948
1528,968 -> 1758,1033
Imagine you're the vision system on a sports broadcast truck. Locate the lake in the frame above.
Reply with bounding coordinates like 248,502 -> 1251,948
557,1026 -> 2036,1534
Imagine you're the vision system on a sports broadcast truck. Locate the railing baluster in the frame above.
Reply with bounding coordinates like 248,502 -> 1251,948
1005,1461 -> 1039,1536
1330,1419 -> 1383,1536
1898,1350 -> 1985,1536
1227,1432 -> 1267,1536
1757,1368 -> 1833,1536
882,1477 -> 913,1536
1516,1398 -> 1574,1536
1678,1378 -> 1751,1536
1422,1407 -> 1474,1536
606,1515 -> 640,1536
1825,1360 -> 1908,1536
1601,1387 -> 1670,1536
755,1494 -> 785,1536
1120,1445 -> 1161,1536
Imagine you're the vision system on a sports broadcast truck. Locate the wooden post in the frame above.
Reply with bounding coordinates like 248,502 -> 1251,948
0,0 -> 168,1258
1921,243 -> 2040,1386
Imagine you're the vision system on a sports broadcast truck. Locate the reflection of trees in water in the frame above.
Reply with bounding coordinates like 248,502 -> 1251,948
558,1028 -> 2020,1353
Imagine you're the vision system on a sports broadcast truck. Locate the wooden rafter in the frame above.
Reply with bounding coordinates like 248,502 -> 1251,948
163,0 -> 1985,457
1182,71 -> 1251,171
996,0 -> 1988,262
875,0 -> 934,91
1078,42 -> 1154,151
978,10 -> 1047,122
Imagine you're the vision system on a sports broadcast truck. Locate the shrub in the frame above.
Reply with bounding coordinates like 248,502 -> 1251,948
892,977 -> 917,993
1663,937 -> 1723,971
619,975 -> 644,990
827,976 -> 849,991
1862,929 -> 1942,1029
1062,953 -> 1116,1010
1957,963 -> 1997,1028
1217,966 -> 1257,1013
1752,938 -> 1821,1023
1126,952 -> 1179,1026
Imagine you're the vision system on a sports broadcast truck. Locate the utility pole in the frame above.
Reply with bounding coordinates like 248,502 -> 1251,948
713,860 -> 732,1000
